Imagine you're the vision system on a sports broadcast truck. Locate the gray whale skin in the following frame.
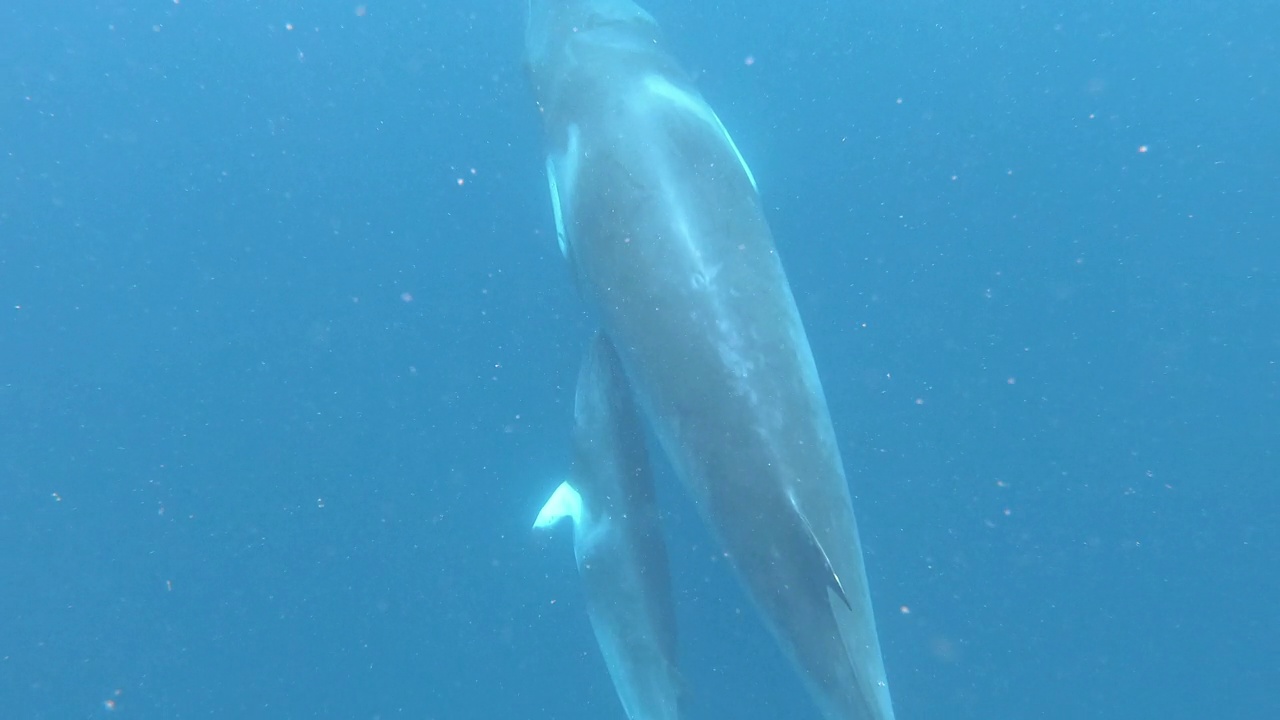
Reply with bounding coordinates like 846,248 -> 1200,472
527,2 -> 896,719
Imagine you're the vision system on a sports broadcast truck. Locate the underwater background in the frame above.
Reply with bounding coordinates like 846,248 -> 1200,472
2,1 -> 1276,718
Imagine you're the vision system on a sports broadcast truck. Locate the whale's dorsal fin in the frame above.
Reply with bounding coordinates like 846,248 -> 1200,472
787,489 -> 852,610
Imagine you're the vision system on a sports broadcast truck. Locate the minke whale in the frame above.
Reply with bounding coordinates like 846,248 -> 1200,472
534,333 -> 683,720
525,1 -> 895,719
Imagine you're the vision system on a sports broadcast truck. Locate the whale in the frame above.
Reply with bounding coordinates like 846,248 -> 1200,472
534,333 -> 684,720
525,1 -> 896,719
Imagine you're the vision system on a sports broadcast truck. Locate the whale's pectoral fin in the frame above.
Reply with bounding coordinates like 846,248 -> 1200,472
787,490 -> 853,610
533,480 -> 584,530
642,74 -> 758,193
545,124 -> 582,258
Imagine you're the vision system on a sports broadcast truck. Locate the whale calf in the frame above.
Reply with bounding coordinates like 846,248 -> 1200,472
534,333 -> 683,720
525,1 -> 895,718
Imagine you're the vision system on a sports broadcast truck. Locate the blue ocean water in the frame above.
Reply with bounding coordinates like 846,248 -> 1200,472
2,1 -> 1275,718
